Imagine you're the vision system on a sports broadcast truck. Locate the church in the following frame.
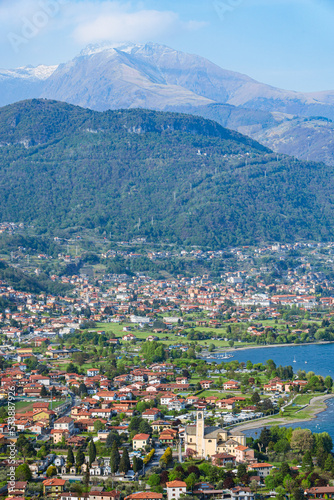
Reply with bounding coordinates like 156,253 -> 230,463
185,411 -> 246,458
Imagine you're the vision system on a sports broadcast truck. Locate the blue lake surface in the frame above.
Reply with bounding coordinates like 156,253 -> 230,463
244,398 -> 334,442
209,343 -> 334,441
212,343 -> 334,378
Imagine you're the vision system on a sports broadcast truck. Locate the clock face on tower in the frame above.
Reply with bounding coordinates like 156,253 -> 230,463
198,413 -> 202,419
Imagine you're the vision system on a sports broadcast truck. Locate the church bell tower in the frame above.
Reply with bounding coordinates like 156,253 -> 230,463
196,410 -> 205,457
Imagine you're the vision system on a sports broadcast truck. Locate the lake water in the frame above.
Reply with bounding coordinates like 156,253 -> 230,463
208,343 -> 334,442
244,397 -> 334,442
212,342 -> 334,378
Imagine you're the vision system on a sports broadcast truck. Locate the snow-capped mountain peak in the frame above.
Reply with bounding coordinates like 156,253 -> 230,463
79,42 -> 139,57
0,64 -> 58,81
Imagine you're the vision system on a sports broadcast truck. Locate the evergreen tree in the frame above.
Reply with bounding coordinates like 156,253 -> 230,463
40,385 -> 48,397
302,451 -> 313,472
251,392 -> 260,404
110,441 -> 120,473
84,467 -> 90,491
67,446 -> 75,466
139,420 -> 152,435
76,448 -> 85,469
237,464 -> 247,480
324,453 -> 334,471
132,455 -> 138,473
128,416 -> 142,433
106,431 -> 119,448
279,462 -> 291,477
88,439 -> 96,465
79,383 -> 88,396
119,448 -> 130,474
259,427 -> 272,449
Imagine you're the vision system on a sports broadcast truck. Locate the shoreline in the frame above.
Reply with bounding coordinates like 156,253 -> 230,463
232,394 -> 334,431
205,340 -> 334,355
230,340 -> 334,353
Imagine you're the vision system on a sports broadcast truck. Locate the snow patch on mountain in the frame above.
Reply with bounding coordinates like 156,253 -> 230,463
0,65 -> 58,81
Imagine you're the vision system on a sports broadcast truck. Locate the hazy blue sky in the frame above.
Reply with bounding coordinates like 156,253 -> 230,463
1,0 -> 333,92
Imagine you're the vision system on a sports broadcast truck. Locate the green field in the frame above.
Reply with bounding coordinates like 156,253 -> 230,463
15,399 -> 66,412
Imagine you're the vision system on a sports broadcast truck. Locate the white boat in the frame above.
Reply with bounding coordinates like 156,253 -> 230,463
293,356 -> 296,363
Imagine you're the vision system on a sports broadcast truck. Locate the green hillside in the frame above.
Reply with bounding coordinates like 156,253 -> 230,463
0,99 -> 333,247
0,260 -> 71,295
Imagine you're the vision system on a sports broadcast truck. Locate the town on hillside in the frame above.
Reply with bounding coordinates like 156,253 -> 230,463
1,231 -> 334,499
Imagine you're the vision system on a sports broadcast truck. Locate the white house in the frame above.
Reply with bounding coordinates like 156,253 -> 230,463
166,480 -> 187,500
54,417 -> 75,435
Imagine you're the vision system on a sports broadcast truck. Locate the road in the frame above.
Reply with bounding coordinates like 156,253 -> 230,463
144,447 -> 164,472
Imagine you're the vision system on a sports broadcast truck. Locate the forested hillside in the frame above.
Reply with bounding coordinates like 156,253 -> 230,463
0,99 -> 334,247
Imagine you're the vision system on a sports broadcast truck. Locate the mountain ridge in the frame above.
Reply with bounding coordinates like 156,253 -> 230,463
1,42 -> 334,165
0,99 -> 333,247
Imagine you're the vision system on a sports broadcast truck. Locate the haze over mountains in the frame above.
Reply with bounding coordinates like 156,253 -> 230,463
1,42 -> 334,166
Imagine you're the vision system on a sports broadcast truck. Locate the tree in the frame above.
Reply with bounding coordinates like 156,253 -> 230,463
37,445 -> 47,459
139,420 -> 152,435
132,455 -> 143,473
79,383 -> 88,396
283,475 -> 295,496
110,441 -> 120,473
251,392 -> 260,405
279,462 -> 291,477
302,451 -> 313,472
292,487 -> 305,500
67,362 -> 78,374
46,465 -> 57,477
94,420 -> 104,432
76,448 -> 85,469
128,416 -> 142,433
259,427 -> 272,449
237,464 -> 247,480
119,448 -> 130,474
169,465 -> 185,481
88,439 -> 96,465
67,446 -> 75,466
15,463 -> 32,481
250,479 -> 259,495
324,376 -> 333,390
290,429 -> 314,453
274,439 -> 290,454
265,474 -> 277,491
16,434 -> 35,459
106,431 -> 120,448
185,472 -> 197,491
266,359 -> 276,372
148,474 -> 161,487
160,447 -> 173,467
40,385 -> 48,397
314,432 -> 333,454
83,467 -> 90,491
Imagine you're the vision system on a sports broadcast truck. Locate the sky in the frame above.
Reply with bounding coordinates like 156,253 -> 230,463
0,0 -> 333,92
